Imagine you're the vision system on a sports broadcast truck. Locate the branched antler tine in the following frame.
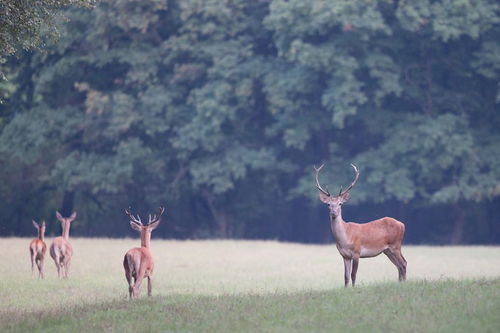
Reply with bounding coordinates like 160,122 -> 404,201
341,163 -> 360,195
149,206 -> 165,225
313,164 -> 331,196
125,207 -> 143,225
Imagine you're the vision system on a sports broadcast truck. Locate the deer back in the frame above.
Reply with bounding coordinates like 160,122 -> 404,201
345,217 -> 405,248
50,236 -> 73,259
29,239 -> 47,258
124,247 -> 154,277
123,207 -> 164,277
30,220 -> 47,257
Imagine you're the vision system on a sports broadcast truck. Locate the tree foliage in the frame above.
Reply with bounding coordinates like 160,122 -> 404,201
0,0 -> 499,244
0,0 -> 94,56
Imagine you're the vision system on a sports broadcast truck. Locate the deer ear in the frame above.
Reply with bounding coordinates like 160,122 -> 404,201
340,191 -> 351,203
148,220 -> 160,231
319,192 -> 331,204
56,211 -> 64,222
69,212 -> 77,222
32,220 -> 39,229
130,222 -> 142,232
41,221 -> 46,228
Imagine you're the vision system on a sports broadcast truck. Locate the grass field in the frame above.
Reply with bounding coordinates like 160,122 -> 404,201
1,238 -> 499,332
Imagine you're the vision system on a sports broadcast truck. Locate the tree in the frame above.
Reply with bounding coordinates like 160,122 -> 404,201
0,0 -> 499,244
0,0 -> 95,109
267,0 -> 500,243
0,0 -> 94,58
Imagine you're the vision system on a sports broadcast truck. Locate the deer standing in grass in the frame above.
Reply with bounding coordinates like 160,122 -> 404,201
314,164 -> 407,287
123,206 -> 164,298
29,220 -> 47,278
50,211 -> 77,278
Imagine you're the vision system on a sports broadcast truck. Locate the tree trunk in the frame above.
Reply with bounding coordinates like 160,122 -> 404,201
60,191 -> 75,217
450,203 -> 466,245
202,190 -> 229,238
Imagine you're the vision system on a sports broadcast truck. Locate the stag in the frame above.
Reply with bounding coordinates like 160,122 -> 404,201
123,206 -> 165,298
29,220 -> 47,278
50,211 -> 77,278
314,164 -> 407,286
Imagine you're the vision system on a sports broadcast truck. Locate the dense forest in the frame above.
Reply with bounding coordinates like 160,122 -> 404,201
0,0 -> 499,244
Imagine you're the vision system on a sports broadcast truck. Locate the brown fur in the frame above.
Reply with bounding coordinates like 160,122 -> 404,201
29,220 -> 47,279
123,207 -> 164,299
123,247 -> 155,298
49,211 -> 76,278
316,165 -> 407,286
344,217 -> 406,258
50,236 -> 74,278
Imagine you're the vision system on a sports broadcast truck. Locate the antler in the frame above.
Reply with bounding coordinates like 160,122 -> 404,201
148,206 -> 165,225
313,164 -> 331,197
339,163 -> 360,196
125,207 -> 143,225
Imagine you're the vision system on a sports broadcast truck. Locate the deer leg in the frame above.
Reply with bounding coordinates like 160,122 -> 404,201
56,263 -> 61,278
124,255 -> 136,299
59,257 -> 65,279
384,249 -> 405,281
39,257 -> 45,279
53,255 -> 61,278
147,276 -> 153,297
125,275 -> 133,299
64,259 -> 71,279
132,267 -> 146,298
129,275 -> 135,299
30,252 -> 36,277
36,259 -> 42,279
351,256 -> 359,287
133,277 -> 144,298
124,268 -> 133,299
392,249 -> 407,281
343,257 -> 352,287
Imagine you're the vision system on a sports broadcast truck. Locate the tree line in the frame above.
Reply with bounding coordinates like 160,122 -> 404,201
0,0 -> 499,244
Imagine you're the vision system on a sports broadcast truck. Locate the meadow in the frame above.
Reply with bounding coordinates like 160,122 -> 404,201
1,238 -> 499,332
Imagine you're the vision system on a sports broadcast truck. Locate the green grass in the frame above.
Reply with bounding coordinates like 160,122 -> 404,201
1,238 -> 499,332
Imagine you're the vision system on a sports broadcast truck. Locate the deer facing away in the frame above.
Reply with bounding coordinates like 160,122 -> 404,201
123,206 -> 165,298
50,211 -> 77,278
29,220 -> 47,279
314,164 -> 407,286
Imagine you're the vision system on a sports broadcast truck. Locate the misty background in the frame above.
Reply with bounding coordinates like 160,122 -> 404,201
0,0 -> 499,244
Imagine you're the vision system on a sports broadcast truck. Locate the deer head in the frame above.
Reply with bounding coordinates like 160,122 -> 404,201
55,211 -> 77,239
125,206 -> 165,237
314,163 -> 360,218
55,211 -> 77,225
32,220 -> 46,239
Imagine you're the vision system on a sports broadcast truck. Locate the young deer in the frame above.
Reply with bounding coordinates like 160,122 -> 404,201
314,164 -> 407,286
123,206 -> 165,298
29,220 -> 47,279
50,211 -> 77,278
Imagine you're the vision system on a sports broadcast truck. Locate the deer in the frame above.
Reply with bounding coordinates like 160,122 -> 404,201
50,211 -> 77,278
29,220 -> 47,279
314,164 -> 407,287
123,206 -> 165,299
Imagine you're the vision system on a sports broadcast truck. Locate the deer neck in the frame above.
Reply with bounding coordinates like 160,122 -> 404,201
62,222 -> 71,240
140,232 -> 151,248
38,230 -> 44,241
330,213 -> 349,245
